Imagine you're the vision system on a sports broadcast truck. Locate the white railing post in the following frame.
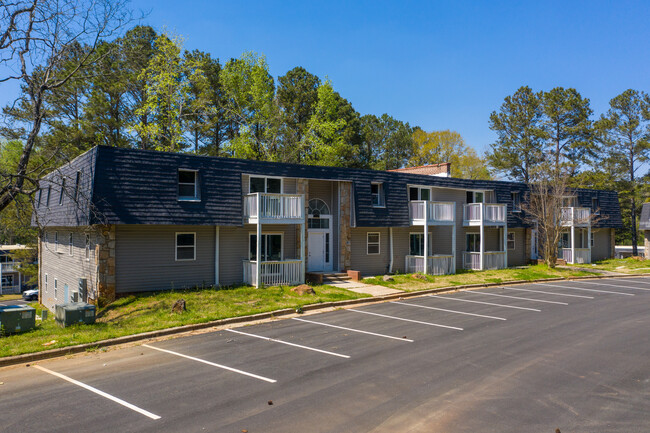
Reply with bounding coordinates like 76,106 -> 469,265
300,222 -> 306,283
423,202 -> 429,275
570,223 -> 576,265
451,202 -> 456,274
256,218 -> 262,288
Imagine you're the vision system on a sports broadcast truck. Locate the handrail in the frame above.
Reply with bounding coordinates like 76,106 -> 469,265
244,193 -> 304,220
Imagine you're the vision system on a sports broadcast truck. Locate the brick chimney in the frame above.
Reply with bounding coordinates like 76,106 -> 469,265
388,163 -> 451,177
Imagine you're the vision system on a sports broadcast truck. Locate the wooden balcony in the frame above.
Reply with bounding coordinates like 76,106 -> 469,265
405,255 -> 454,275
463,203 -> 507,226
463,251 -> 507,270
243,193 -> 304,224
409,201 -> 455,226
561,207 -> 591,227
243,260 -> 303,287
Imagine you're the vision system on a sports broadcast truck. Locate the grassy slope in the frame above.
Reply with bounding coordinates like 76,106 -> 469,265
0,294 -> 23,301
568,258 -> 650,274
363,264 -> 596,292
0,285 -> 368,358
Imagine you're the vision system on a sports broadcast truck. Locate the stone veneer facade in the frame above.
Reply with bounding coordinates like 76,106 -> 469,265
95,224 -> 116,304
339,181 -> 352,270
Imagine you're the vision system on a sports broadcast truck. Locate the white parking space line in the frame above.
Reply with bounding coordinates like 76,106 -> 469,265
225,328 -> 350,358
142,344 -> 277,383
428,295 -> 541,312
503,287 -> 594,299
572,280 -> 650,292
348,309 -> 464,330
537,282 -> 635,296
393,301 -> 507,320
33,365 -> 161,420
292,317 -> 414,342
466,291 -> 568,305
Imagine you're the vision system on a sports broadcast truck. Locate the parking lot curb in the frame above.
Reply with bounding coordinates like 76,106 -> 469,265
1,273 -> 648,368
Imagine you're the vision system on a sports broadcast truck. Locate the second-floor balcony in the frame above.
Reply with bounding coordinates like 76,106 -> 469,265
463,203 -> 507,226
243,193 -> 305,224
561,207 -> 591,227
409,201 -> 455,226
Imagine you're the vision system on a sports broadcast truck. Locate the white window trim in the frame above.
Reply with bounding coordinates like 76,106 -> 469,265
592,197 -> 600,215
85,234 -> 90,261
178,169 -> 200,201
590,231 -> 595,247
175,232 -> 196,261
408,185 -> 433,201
409,232 -> 433,256
54,278 -> 58,300
59,177 -> 66,205
68,232 -> 74,256
247,175 -> 284,194
367,232 -> 381,255
44,274 -> 48,293
371,182 -> 385,208
507,231 -> 516,250
248,232 -> 284,261
54,231 -> 59,253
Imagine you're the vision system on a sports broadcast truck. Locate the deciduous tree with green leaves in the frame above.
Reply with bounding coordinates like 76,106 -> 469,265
359,114 -> 414,170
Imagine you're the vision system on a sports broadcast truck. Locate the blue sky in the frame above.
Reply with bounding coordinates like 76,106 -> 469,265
4,0 -> 650,154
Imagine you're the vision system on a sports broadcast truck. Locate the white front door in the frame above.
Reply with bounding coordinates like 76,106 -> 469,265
308,232 -> 325,271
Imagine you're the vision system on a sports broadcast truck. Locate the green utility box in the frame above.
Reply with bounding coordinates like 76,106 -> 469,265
55,302 -> 96,327
0,305 -> 36,334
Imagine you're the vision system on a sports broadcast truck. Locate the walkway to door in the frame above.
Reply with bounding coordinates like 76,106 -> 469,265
324,279 -> 403,297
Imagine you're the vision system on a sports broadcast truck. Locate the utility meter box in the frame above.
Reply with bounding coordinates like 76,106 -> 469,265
0,305 -> 36,334
55,302 -> 96,327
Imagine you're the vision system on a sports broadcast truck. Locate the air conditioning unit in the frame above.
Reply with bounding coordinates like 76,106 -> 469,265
0,305 -> 36,334
55,302 -> 96,327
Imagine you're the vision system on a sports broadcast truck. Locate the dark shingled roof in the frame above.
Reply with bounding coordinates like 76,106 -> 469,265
640,203 -> 650,231
33,146 -> 623,229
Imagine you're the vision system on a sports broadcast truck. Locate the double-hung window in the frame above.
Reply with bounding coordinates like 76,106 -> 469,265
249,176 -> 282,194
85,234 -> 90,260
54,279 -> 58,299
409,233 -> 432,256
59,178 -> 66,205
371,183 -> 385,207
46,186 -> 51,207
68,233 -> 74,256
249,234 -> 282,261
591,197 -> 600,215
74,171 -> 81,201
466,191 -> 484,204
367,232 -> 380,254
175,233 -> 196,261
178,170 -> 199,200
54,231 -> 59,252
507,232 -> 516,250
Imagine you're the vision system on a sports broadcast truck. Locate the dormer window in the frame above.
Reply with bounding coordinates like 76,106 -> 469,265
591,197 -> 600,215
511,192 -> 521,212
59,177 -> 66,205
178,170 -> 199,201
371,182 -> 385,207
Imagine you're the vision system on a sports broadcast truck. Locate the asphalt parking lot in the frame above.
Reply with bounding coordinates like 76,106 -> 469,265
1,277 -> 649,433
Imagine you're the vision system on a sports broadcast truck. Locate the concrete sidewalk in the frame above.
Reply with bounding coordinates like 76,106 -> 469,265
324,280 -> 403,296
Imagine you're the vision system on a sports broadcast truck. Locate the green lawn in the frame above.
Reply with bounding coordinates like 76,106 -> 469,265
363,264 -> 597,292
568,258 -> 650,274
0,285 -> 368,358
0,294 -> 23,301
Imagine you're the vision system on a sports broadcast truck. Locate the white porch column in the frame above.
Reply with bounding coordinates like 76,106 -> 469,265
570,222 -> 576,265
300,222 -> 306,283
503,225 -> 508,269
479,203 -> 485,271
423,202 -> 429,275
587,225 -> 592,264
451,203 -> 457,274
256,218 -> 262,288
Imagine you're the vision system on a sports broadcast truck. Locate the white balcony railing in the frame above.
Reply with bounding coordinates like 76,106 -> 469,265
243,260 -> 302,287
405,255 -> 454,275
243,193 -> 304,222
561,207 -> 591,226
559,248 -> 591,264
409,201 -> 455,225
0,284 -> 21,295
463,203 -> 507,225
0,262 -> 16,273
463,251 -> 506,270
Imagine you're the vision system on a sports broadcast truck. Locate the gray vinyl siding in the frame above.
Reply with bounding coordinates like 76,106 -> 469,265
218,224 -> 299,286
591,228 -> 613,261
115,225 -> 215,293
350,227 -> 391,277
40,227 -> 100,311
507,228 -> 527,267
391,227 -> 410,274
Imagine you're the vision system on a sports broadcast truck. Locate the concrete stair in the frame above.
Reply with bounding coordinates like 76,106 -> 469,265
321,273 -> 351,283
